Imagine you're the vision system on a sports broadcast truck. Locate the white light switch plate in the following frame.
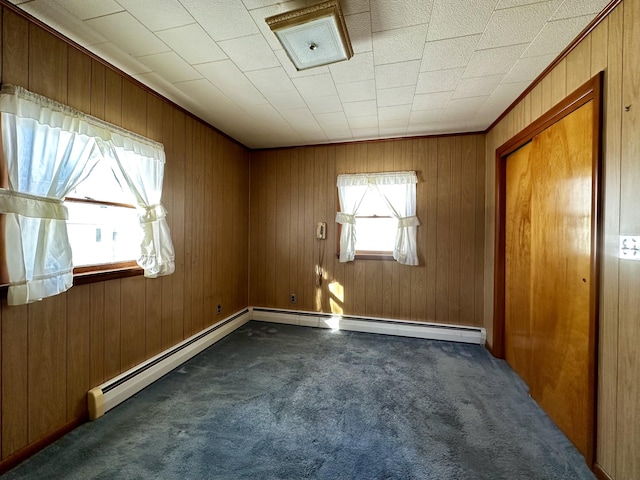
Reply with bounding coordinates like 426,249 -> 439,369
620,235 -> 640,261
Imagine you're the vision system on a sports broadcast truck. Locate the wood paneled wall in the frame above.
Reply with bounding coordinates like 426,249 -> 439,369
0,7 -> 250,464
249,135 -> 486,326
483,1 -> 640,478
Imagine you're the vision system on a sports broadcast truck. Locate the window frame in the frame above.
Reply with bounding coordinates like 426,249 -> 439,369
335,197 -> 395,261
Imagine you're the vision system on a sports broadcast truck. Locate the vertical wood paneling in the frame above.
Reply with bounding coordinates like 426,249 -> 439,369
249,135 -> 485,327
89,283 -> 105,387
484,3 -> 640,477
0,6 -> 251,466
617,0 -> 640,477
170,110 -> 186,347
66,285 -> 90,420
1,302 -> 28,457
28,295 -> 67,443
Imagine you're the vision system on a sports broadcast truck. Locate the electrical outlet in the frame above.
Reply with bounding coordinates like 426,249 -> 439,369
290,294 -> 297,304
216,304 -> 222,314
620,236 -> 640,261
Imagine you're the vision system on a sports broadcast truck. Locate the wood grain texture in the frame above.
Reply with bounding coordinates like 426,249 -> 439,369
617,0 -> 640,477
249,135 -> 486,325
484,3 -> 637,477
0,7 -> 250,465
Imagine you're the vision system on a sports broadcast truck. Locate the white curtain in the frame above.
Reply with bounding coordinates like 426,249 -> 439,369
0,85 -> 174,305
104,133 -> 175,277
0,85 -> 103,305
335,177 -> 368,262
335,171 -> 419,266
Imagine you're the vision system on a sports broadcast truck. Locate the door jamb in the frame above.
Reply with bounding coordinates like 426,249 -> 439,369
491,72 -> 604,467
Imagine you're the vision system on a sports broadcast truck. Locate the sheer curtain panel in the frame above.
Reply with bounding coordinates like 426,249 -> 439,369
336,171 -> 419,265
0,85 -> 102,305
104,132 -> 175,277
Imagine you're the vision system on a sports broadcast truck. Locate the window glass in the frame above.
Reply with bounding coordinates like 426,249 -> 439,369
65,159 -> 138,268
355,217 -> 397,252
65,201 -> 139,267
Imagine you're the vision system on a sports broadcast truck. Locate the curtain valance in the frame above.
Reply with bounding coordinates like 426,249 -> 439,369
0,85 -> 174,305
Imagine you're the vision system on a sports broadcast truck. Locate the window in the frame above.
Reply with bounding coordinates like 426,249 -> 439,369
336,171 -> 420,265
64,157 -> 140,268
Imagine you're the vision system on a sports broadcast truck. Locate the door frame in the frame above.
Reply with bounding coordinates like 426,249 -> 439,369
492,72 -> 603,466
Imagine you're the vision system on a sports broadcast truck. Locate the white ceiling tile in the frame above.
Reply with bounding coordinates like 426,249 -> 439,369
242,0 -> 313,10
502,53 -> 556,83
476,2 -> 557,50
116,0 -> 194,31
412,91 -> 453,111
372,24 -> 428,65
336,80 -> 376,102
343,100 -> 377,118
246,67 -> 296,93
86,12 -> 169,57
452,74 -> 504,99
420,34 -> 481,72
348,115 -> 378,129
55,0 -> 123,20
218,34 -> 280,72
156,24 -> 227,65
441,96 -> 488,121
377,86 -> 415,107
275,50 -> 331,78
264,90 -> 307,110
522,15 -> 593,57
346,12 -> 373,53
496,0 -> 549,8
409,109 -> 444,125
342,0 -> 371,16
91,42 -> 153,76
427,0 -> 495,41
375,60 -> 421,89
416,68 -> 464,94
293,74 -> 338,98
249,1 -> 304,51
329,52 -> 374,84
379,118 -> 408,129
173,78 -> 240,116
17,0 -> 109,46
316,111 -> 350,130
370,0 -> 432,33
463,43 -> 528,78
282,107 -> 320,127
137,51 -> 202,83
196,60 -> 268,107
180,0 -> 259,41
350,127 -> 380,139
378,104 -> 412,120
551,0 -> 610,20
305,95 -> 343,114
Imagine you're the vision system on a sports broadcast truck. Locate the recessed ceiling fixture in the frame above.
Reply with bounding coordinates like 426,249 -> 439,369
265,0 -> 353,71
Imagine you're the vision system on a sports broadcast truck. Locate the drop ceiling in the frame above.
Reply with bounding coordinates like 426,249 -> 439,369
9,0 -> 609,149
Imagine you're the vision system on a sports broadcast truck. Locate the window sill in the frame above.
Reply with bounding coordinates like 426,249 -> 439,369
336,253 -> 395,261
0,264 -> 144,301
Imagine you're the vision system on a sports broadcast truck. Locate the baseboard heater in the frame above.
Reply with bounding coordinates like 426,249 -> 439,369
87,308 -> 251,420
250,307 -> 486,345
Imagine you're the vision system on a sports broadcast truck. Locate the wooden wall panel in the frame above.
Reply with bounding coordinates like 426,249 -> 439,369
249,134 -> 486,326
0,6 -> 250,466
483,2 -> 639,477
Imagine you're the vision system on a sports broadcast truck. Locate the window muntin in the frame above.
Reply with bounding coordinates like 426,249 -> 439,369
64,158 -> 139,268
352,187 -> 397,254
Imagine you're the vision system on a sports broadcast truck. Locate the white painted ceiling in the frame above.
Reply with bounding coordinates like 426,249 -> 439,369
10,0 -> 609,149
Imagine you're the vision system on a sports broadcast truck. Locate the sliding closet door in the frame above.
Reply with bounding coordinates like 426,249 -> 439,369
505,100 -> 595,463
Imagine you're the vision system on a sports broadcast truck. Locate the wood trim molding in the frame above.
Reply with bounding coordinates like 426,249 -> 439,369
492,72 -> 604,467
594,463 -> 614,480
0,417 -> 85,475
487,0 -> 622,132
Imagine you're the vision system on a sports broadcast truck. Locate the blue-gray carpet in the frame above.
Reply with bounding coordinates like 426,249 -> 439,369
3,321 -> 594,479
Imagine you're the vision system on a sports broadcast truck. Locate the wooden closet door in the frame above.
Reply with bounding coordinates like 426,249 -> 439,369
505,100 -> 595,463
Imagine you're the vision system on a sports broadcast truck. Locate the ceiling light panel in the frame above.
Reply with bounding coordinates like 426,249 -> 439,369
265,1 -> 353,70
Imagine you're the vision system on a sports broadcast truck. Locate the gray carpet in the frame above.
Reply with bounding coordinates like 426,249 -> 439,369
3,321 -> 594,480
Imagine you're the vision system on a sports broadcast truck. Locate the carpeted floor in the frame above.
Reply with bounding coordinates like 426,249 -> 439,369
3,321 -> 595,479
